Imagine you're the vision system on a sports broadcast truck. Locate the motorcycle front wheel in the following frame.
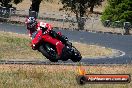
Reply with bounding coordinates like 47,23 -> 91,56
39,45 -> 58,62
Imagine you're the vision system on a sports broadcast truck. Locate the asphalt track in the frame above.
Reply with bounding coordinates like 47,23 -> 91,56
0,23 -> 132,64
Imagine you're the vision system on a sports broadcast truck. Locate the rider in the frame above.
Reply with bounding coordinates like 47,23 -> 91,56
25,17 -> 67,58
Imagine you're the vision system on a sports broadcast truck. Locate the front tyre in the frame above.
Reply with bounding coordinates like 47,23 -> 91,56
39,45 -> 58,62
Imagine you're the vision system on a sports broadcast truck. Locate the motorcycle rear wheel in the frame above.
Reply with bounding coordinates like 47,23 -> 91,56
70,46 -> 82,62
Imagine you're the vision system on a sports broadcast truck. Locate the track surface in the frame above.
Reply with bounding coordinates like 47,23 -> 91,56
1,23 -> 132,64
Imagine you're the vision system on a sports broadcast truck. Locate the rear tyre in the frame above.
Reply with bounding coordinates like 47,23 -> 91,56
39,45 -> 58,62
61,57 -> 69,61
49,57 -> 58,62
70,46 -> 82,62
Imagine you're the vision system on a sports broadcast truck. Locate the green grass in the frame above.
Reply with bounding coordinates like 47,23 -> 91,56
0,31 -> 44,60
0,65 -> 131,88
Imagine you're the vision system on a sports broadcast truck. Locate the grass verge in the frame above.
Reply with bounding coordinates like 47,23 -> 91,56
0,31 -> 44,60
0,31 -> 112,59
72,42 -> 112,58
0,64 -> 131,88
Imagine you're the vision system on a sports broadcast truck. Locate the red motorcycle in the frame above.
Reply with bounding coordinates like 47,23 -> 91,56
31,29 -> 82,62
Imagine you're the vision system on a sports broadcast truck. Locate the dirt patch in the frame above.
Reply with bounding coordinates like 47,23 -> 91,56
10,0 -> 131,35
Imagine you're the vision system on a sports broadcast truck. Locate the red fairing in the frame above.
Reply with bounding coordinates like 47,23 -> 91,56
31,29 -> 64,56
41,34 -> 64,56
32,30 -> 43,45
